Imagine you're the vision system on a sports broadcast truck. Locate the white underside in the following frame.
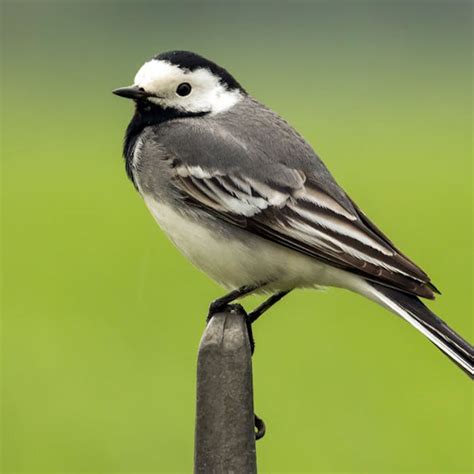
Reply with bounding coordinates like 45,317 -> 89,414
142,194 -> 366,293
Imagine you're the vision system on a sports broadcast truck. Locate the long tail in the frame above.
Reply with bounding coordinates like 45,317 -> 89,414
366,282 -> 473,378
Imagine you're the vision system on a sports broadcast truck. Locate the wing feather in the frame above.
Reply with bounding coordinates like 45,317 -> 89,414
171,162 -> 435,298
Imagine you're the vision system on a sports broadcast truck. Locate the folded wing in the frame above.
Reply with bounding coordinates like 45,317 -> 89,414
171,161 -> 437,299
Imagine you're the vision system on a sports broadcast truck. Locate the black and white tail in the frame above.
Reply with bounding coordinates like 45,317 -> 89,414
368,282 -> 473,378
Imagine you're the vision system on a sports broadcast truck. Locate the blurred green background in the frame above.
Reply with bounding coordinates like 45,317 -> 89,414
1,1 -> 472,473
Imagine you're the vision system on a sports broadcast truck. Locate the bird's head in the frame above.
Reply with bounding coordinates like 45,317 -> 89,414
113,50 -> 245,116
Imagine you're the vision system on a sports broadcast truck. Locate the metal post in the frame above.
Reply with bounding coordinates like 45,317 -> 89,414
194,306 -> 257,473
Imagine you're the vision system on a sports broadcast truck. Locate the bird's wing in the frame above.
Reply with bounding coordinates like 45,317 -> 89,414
154,119 -> 436,299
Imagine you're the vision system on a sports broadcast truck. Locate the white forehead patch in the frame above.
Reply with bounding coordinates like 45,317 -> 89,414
133,59 -> 242,115
134,60 -> 184,90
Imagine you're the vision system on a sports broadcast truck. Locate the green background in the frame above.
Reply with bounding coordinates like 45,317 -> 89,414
1,1 -> 472,472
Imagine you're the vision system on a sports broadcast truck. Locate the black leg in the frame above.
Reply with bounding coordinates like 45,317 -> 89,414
207,284 -> 261,322
248,290 -> 291,324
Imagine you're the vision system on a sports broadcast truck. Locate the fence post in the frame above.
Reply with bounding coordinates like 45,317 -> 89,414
194,305 -> 257,473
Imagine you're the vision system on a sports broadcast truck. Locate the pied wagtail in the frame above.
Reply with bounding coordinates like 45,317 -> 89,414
113,50 -> 473,380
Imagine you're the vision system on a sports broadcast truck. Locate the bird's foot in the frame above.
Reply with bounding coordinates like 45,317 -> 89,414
255,413 -> 266,440
206,300 -> 246,323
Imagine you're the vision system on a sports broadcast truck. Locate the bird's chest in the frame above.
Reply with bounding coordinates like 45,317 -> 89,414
128,133 -> 170,200
128,135 -> 145,189
141,194 -> 258,288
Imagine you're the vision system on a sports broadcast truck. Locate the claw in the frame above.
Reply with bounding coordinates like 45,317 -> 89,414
255,414 -> 266,440
206,299 -> 225,323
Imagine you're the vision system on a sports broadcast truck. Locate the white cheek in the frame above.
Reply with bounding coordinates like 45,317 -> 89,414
187,88 -> 242,114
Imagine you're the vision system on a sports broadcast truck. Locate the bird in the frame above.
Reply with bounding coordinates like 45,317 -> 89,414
113,50 -> 473,378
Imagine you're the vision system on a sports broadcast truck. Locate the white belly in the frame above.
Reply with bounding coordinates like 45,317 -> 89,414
143,195 -> 363,293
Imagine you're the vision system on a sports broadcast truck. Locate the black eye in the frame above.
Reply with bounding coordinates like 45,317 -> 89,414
176,82 -> 192,97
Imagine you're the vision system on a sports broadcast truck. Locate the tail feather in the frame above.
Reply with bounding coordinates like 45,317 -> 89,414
368,282 -> 473,378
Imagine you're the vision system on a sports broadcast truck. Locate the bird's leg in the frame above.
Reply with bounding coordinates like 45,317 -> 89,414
242,290 -> 292,355
247,290 -> 291,325
206,284 -> 261,323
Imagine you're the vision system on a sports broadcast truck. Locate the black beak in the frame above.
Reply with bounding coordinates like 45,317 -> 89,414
112,85 -> 152,100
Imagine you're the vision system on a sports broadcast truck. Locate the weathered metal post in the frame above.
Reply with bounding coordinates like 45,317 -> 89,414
194,306 -> 257,473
